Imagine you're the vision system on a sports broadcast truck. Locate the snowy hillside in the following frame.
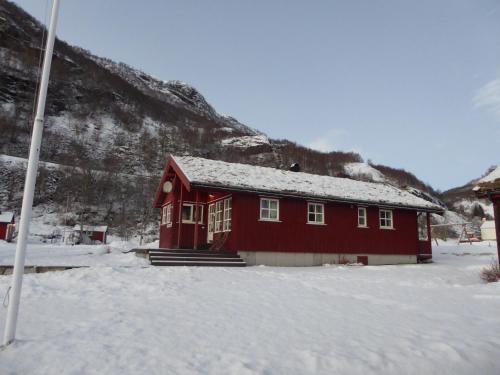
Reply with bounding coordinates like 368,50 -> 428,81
220,134 -> 270,148
441,165 -> 497,224
78,48 -> 261,136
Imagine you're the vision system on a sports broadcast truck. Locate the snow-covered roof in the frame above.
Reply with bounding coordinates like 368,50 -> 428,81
473,165 -> 500,194
479,166 -> 500,183
172,156 -> 443,211
0,211 -> 14,223
481,220 -> 496,229
73,225 -> 108,232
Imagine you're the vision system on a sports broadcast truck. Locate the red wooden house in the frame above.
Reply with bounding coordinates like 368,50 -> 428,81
0,211 -> 15,242
153,155 -> 443,266
72,225 -> 108,244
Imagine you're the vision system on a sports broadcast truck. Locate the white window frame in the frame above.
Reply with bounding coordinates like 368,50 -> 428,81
162,205 -> 168,225
165,203 -> 173,227
162,203 -> 172,226
208,203 -> 215,235
259,198 -> 280,222
182,203 -> 204,224
223,198 -> 232,232
358,207 -> 367,228
417,212 -> 428,241
379,209 -> 393,229
307,202 -> 325,225
215,200 -> 224,232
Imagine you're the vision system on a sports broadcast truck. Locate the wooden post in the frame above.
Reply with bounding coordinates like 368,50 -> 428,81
177,184 -> 183,249
193,191 -> 200,250
426,212 -> 431,242
493,199 -> 500,266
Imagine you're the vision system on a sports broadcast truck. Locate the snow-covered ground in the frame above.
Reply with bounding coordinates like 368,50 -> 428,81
0,241 -> 148,267
0,242 -> 499,375
0,205 -> 155,267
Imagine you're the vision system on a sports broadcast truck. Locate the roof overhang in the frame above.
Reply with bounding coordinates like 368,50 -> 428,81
473,181 -> 500,201
190,181 -> 444,214
152,154 -> 192,208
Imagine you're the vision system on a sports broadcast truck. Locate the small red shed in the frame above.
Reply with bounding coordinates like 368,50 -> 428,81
72,225 -> 108,244
474,166 -> 500,265
0,211 -> 15,241
153,155 -> 444,266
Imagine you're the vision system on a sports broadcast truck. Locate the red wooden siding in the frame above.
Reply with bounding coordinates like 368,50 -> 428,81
228,193 -> 422,255
0,223 -> 7,241
159,182 -> 214,249
0,217 -> 14,241
90,231 -> 106,244
493,196 -> 500,265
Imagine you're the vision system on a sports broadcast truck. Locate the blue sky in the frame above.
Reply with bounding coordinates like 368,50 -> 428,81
12,0 -> 500,191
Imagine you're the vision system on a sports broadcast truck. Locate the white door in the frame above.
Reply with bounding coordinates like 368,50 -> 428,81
207,203 -> 215,243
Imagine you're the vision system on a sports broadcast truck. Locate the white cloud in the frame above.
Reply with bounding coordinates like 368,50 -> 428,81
473,72 -> 500,120
307,129 -> 348,153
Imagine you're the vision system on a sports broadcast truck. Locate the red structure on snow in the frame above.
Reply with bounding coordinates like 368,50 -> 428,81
153,155 -> 443,266
72,225 -> 108,244
474,166 -> 500,265
0,212 -> 15,242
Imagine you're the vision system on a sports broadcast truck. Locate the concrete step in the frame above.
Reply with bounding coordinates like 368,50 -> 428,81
148,251 -> 240,258
150,255 -> 244,262
151,260 -> 246,267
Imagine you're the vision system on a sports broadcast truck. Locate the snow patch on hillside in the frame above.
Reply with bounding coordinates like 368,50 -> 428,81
453,199 -> 494,218
0,154 -> 61,170
221,134 -> 270,148
343,162 -> 386,182
431,210 -> 469,237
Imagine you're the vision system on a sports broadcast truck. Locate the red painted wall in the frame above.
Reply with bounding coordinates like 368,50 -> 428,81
493,197 -> 500,264
90,231 -> 106,244
228,193 -> 423,256
0,217 -> 14,241
0,223 -> 7,240
159,183 -> 210,249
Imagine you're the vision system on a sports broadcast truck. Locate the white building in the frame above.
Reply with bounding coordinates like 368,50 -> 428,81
481,220 -> 497,241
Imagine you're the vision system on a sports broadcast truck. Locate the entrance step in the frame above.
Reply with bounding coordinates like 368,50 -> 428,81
146,248 -> 246,267
148,251 -> 240,258
150,260 -> 246,267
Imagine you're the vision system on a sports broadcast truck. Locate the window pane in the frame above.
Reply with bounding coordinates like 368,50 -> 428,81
317,205 -> 323,214
309,213 -> 316,222
317,213 -> 323,223
308,204 -> 315,214
269,200 -> 277,210
269,210 -> 277,219
182,205 -> 192,221
261,208 -> 269,219
262,200 -> 269,209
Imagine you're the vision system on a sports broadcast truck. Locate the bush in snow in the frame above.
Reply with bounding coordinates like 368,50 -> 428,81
481,261 -> 500,283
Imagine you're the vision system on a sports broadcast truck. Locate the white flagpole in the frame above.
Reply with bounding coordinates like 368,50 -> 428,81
3,0 -> 60,346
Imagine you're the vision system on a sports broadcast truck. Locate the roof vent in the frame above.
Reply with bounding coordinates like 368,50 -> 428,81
289,163 -> 300,172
